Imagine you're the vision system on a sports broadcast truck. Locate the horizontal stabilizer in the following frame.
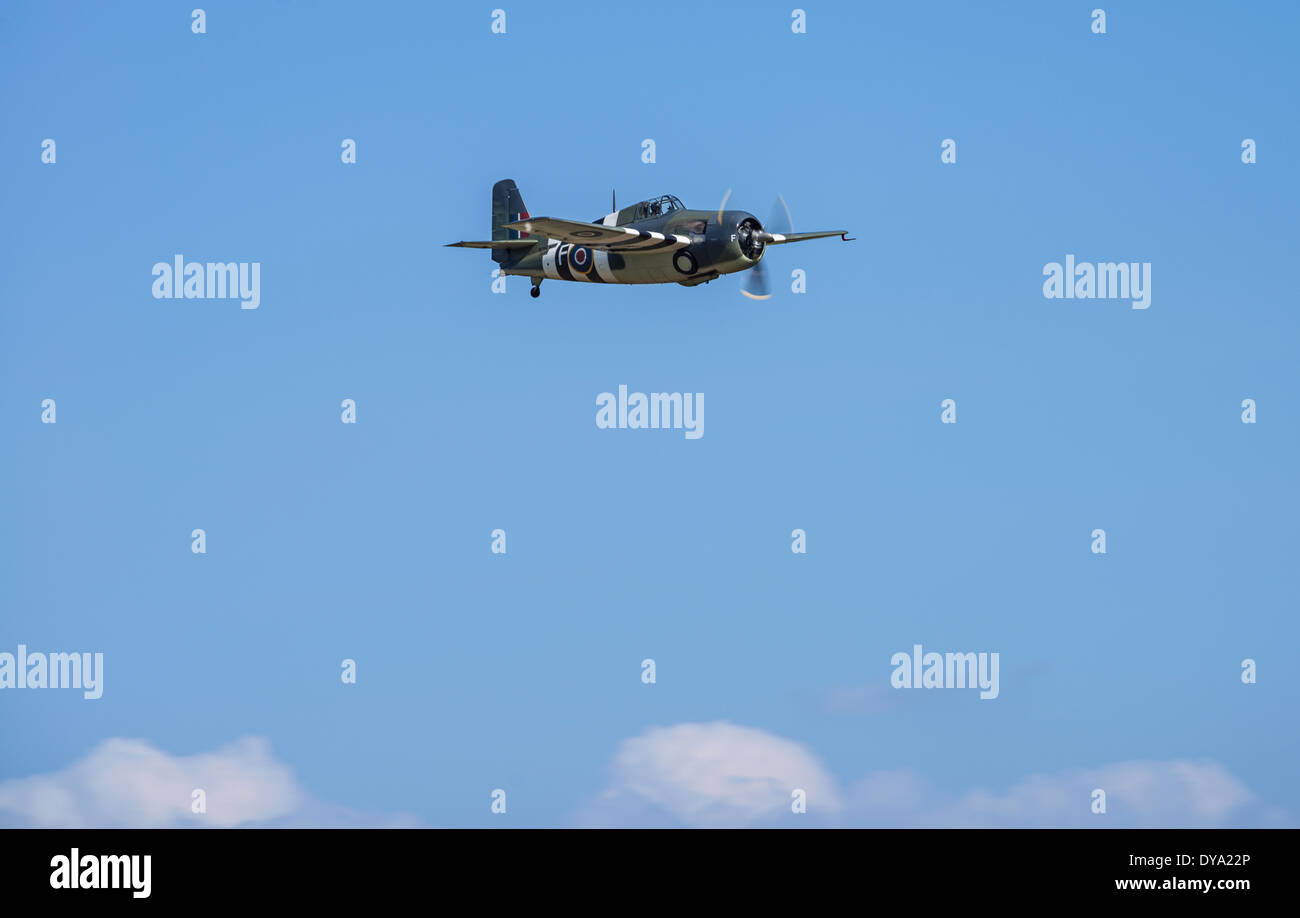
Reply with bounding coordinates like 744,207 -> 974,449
446,239 -> 539,250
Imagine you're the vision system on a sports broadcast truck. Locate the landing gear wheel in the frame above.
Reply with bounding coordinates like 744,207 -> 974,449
530,286 -> 541,298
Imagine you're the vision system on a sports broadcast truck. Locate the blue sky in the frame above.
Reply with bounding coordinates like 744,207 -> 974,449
1,1 -> 1296,827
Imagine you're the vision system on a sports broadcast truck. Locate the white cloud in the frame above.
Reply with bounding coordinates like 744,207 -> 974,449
0,736 -> 414,828
581,723 -> 1286,828
581,721 -> 841,827
851,759 -> 1271,827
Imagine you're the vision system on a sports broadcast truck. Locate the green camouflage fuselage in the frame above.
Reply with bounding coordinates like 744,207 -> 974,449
499,203 -> 761,287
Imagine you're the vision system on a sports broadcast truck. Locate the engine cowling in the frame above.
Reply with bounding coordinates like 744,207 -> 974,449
736,217 -> 766,260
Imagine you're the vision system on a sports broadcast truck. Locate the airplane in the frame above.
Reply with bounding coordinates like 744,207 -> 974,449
447,179 -> 852,299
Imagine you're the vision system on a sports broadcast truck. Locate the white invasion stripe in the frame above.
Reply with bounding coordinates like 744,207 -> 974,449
542,240 -> 559,279
602,213 -> 619,226
770,234 -> 786,242
594,248 -> 617,283
672,234 -> 691,246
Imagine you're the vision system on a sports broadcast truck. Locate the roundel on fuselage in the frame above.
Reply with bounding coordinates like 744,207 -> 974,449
568,244 -> 594,274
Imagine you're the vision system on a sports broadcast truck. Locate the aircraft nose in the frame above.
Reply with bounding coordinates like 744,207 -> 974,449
734,213 -> 766,260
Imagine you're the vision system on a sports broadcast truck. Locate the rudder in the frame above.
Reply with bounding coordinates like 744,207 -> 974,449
492,179 -> 531,264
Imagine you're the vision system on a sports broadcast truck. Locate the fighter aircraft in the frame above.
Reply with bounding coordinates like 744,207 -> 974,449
447,179 -> 851,299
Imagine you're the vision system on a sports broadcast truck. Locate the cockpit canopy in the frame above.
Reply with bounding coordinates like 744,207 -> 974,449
632,194 -> 684,220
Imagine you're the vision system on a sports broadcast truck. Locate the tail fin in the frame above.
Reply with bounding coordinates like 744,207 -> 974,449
491,179 -> 531,264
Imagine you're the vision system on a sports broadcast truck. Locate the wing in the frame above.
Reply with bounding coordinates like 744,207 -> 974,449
763,230 -> 852,245
501,216 -> 691,252
445,239 -> 539,250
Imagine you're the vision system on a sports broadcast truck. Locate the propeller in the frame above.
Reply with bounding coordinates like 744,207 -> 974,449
740,195 -> 794,300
